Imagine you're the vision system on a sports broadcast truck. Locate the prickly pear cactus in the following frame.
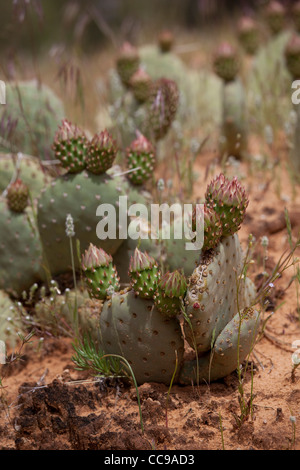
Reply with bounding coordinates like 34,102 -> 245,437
154,271 -> 187,318
53,120 -> 88,174
116,42 -> 140,87
247,30 -> 292,129
220,79 -> 248,159
0,154 -> 52,199
129,248 -> 160,299
6,179 -> 29,213
213,43 -> 240,83
82,244 -> 120,300
183,234 -> 256,354
0,200 -> 44,296
0,81 -> 65,159
126,133 -> 156,185
179,307 -> 260,384
178,174 -> 259,384
146,78 -> 179,141
129,68 -> 152,103
86,130 -> 118,175
206,173 -> 249,237
37,170 -> 128,276
0,290 -> 24,347
237,17 -> 261,55
99,289 -> 184,385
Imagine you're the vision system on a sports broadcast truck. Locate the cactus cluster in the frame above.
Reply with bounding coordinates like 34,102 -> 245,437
78,174 -> 259,385
38,120 -> 155,277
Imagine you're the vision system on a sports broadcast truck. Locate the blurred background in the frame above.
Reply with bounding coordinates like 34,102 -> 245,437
0,0 -> 298,54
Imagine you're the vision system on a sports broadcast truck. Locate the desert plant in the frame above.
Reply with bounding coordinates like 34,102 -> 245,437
213,43 -> 248,159
0,81 -> 65,159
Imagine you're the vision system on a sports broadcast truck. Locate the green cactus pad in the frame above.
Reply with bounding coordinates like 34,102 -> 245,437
0,290 -> 25,347
129,248 -> 160,299
0,200 -> 44,296
220,79 -> 248,159
0,81 -> 65,159
99,289 -> 184,385
154,271 -> 187,318
0,154 -> 52,199
37,170 -> 128,276
82,244 -> 120,300
179,308 -> 260,384
184,234 -> 256,354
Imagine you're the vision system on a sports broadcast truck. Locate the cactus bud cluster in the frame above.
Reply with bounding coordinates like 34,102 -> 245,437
86,130 -> 118,175
158,30 -> 174,53
126,133 -> 156,185
205,173 -> 249,237
154,271 -> 187,318
6,179 -> 29,213
116,42 -> 140,87
147,78 -> 179,141
237,17 -> 260,55
53,120 -> 117,175
53,119 -> 89,174
129,248 -> 160,299
82,244 -> 120,300
192,204 -> 223,252
129,68 -> 152,103
213,43 -> 240,82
